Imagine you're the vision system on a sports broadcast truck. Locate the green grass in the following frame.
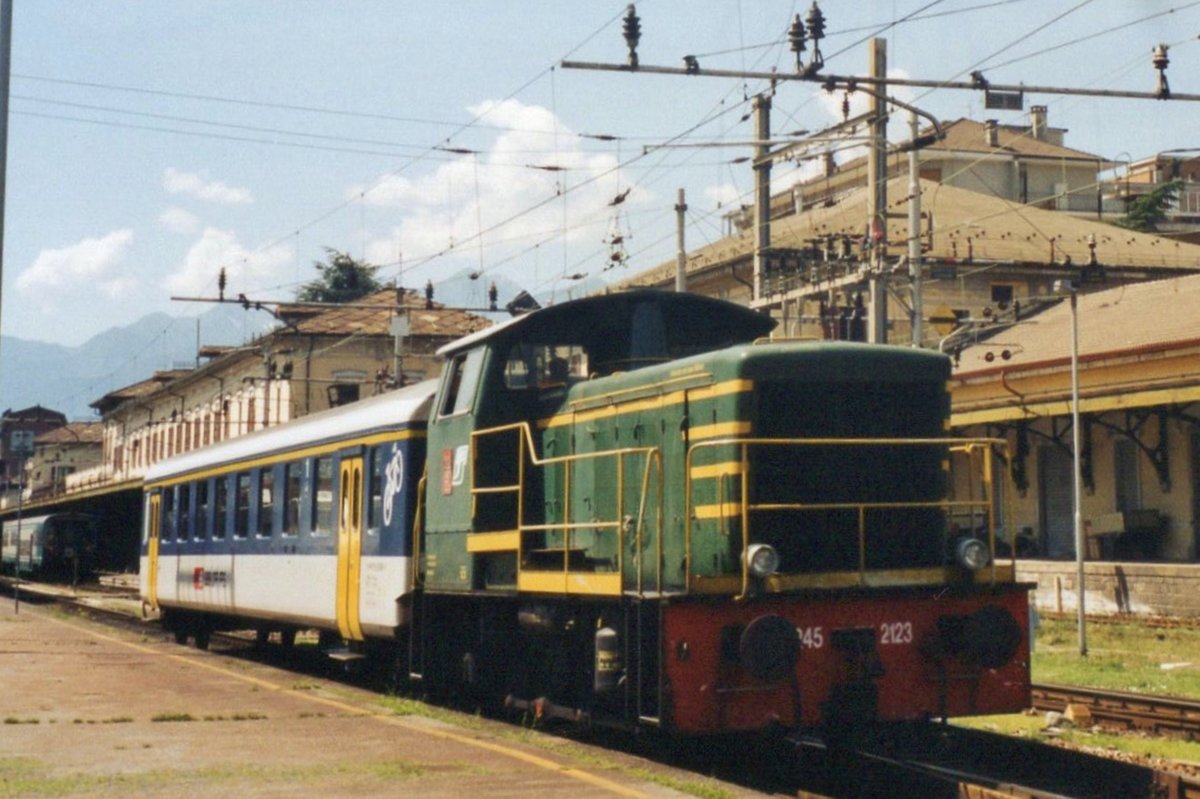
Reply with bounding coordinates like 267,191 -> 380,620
956,615 -> 1200,764
1032,616 -> 1200,697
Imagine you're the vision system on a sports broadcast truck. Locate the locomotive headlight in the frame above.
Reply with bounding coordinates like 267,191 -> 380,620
955,537 -> 990,571
745,543 -> 780,578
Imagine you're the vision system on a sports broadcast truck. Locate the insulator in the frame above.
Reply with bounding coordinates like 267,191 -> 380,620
788,14 -> 807,66
806,2 -> 826,41
1153,44 -> 1171,98
1152,43 -> 1169,71
622,5 -> 641,67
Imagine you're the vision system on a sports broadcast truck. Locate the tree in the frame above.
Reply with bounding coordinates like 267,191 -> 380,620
1116,179 -> 1182,233
297,248 -> 382,303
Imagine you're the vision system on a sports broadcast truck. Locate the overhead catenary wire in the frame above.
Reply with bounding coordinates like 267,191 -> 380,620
19,1 -> 1200,422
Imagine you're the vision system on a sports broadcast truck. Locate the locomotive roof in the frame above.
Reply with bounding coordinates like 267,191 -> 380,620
438,289 -> 775,357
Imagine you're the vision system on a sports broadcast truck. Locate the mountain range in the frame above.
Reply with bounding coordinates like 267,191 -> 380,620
0,270 -> 610,421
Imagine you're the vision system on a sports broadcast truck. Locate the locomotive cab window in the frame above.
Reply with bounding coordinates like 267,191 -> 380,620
503,342 -> 589,390
438,348 -> 484,418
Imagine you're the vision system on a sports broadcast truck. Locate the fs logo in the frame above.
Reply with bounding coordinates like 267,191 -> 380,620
382,444 -> 404,526
441,445 -> 470,495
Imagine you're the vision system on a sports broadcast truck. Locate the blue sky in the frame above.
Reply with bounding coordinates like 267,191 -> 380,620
1,0 -> 1197,348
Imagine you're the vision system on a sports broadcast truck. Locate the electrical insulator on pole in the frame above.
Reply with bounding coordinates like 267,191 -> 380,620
805,2 -> 826,75
788,14 -> 807,72
1153,44 -> 1170,99
622,5 -> 641,68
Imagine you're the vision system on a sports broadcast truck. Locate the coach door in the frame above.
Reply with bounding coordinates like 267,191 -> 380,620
147,493 -> 161,608
335,456 -> 365,641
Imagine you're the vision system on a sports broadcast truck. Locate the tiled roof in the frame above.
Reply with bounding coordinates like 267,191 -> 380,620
620,178 -> 1200,288
795,119 -> 1108,195
956,273 -> 1200,375
37,422 -> 103,445
90,370 -> 194,411
1,405 -> 67,423
276,288 -> 490,338
924,118 -> 1106,162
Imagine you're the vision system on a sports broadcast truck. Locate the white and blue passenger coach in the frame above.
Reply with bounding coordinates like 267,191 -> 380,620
139,380 -> 433,649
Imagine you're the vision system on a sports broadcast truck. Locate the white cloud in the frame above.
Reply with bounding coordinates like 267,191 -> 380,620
814,68 -> 918,171
703,183 -> 745,210
162,167 -> 253,205
165,227 -> 293,297
159,206 -> 201,234
17,230 -> 136,296
351,98 -> 644,281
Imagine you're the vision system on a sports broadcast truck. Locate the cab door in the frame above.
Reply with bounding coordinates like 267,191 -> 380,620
335,456 -> 365,641
146,493 -> 162,608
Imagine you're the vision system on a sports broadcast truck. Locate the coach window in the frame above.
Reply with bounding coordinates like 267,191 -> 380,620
195,479 -> 209,541
235,472 -> 251,539
258,467 -> 276,537
177,483 -> 191,543
214,475 -> 228,537
368,445 -> 387,531
161,487 -> 176,542
312,456 -> 334,535
438,348 -> 484,418
282,461 -> 302,536
213,475 -> 229,540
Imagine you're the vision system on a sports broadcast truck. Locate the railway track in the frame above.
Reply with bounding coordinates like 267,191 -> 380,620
12,576 -> 1200,798
790,723 -> 1187,799
1033,682 -> 1200,739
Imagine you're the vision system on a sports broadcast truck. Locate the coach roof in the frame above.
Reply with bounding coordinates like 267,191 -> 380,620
144,378 -> 436,484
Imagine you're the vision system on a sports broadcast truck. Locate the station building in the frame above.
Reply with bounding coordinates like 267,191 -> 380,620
76,287 -> 486,490
952,274 -> 1200,616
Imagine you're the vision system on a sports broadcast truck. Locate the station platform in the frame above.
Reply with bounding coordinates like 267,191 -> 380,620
1018,559 -> 1200,619
0,596 -> 759,798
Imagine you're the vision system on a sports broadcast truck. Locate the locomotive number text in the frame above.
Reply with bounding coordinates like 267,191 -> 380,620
797,626 -> 825,649
879,621 -> 913,645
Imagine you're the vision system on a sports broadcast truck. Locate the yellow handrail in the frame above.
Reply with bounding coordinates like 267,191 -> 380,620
470,421 -> 663,594
687,436 -> 1013,595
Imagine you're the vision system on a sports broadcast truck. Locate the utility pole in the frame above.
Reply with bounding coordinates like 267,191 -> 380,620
563,4 -> 1200,349
752,94 -> 771,304
909,111 -> 923,347
674,188 -> 687,292
0,1 -> 12,366
866,38 -> 888,344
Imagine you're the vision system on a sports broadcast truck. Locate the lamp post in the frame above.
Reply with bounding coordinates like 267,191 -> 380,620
1054,279 -> 1086,656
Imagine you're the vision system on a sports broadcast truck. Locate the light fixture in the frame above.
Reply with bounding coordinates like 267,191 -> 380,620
745,543 -> 780,578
